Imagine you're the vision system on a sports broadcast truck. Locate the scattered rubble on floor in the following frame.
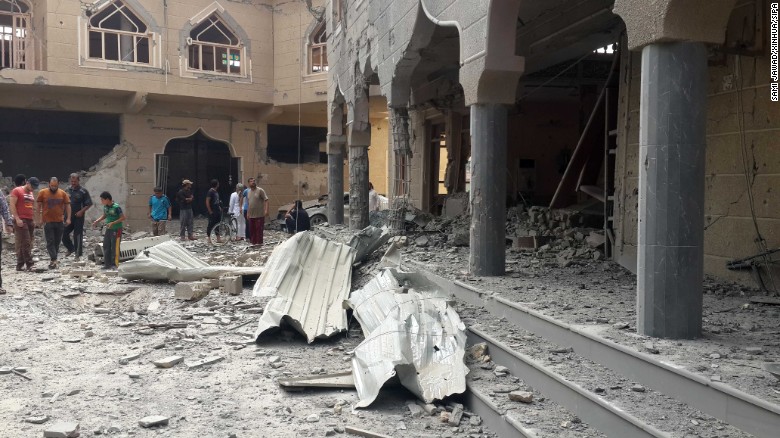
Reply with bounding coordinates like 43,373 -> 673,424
253,232 -> 356,343
118,240 -> 262,282
346,269 -> 469,407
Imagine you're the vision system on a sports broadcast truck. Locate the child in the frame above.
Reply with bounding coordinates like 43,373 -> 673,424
92,191 -> 126,270
148,187 -> 172,236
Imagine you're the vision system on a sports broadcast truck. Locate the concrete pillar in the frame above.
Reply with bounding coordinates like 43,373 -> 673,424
390,107 -> 411,234
469,104 -> 507,276
327,140 -> 345,225
348,127 -> 371,231
638,42 -> 707,339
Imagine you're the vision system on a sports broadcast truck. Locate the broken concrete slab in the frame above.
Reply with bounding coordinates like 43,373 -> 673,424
348,225 -> 391,263
253,232 -> 355,343
44,421 -> 80,438
174,281 -> 212,301
346,269 -> 468,408
509,391 -> 534,403
119,240 -> 262,283
138,415 -> 169,428
377,242 -> 402,269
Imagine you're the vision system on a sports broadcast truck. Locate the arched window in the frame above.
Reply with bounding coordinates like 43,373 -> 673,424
187,14 -> 243,75
87,0 -> 150,64
0,0 -> 32,70
309,20 -> 327,74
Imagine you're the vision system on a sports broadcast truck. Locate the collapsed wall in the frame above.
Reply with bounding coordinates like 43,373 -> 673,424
81,143 -> 130,225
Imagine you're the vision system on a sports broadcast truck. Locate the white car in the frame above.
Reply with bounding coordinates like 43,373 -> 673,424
276,192 -> 388,228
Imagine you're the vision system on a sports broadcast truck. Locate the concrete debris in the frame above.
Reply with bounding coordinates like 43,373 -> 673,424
25,415 -> 49,424
44,421 -> 80,438
343,426 -> 393,438
119,240 -> 262,283
138,415 -> 169,428
219,276 -> 243,296
348,225 -> 391,263
277,371 -> 355,389
377,242 -> 402,269
442,193 -> 469,218
185,356 -> 224,370
152,356 -> 183,368
346,269 -> 468,407
509,391 -> 534,403
174,281 -> 212,301
253,232 -> 355,343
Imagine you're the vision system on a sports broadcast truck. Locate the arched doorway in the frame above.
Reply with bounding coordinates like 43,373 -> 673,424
161,130 -> 239,217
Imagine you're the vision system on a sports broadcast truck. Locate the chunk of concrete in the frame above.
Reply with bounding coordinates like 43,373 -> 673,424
509,391 -> 533,403
138,416 -> 169,428
219,276 -> 242,296
151,356 -> 183,369
174,281 -> 212,301
44,421 -> 80,437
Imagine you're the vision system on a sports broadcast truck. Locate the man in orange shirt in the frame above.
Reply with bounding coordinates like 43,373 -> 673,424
37,177 -> 71,270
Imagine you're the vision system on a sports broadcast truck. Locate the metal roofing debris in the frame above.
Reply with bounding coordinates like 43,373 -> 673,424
346,269 -> 469,408
118,240 -> 262,283
252,232 -> 356,343
348,226 -> 391,263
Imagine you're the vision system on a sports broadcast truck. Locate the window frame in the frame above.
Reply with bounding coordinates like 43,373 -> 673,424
80,0 -> 161,70
307,20 -> 328,75
0,0 -> 33,70
185,14 -> 246,77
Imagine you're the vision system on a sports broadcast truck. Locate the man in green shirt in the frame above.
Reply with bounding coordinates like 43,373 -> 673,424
91,191 -> 126,269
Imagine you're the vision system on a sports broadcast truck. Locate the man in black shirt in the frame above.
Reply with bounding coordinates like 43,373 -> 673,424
177,179 -> 195,240
285,200 -> 311,234
63,173 -> 92,260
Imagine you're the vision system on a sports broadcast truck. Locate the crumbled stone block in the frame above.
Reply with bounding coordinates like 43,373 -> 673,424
509,391 -> 534,403
138,415 -> 169,428
219,276 -> 243,296
174,281 -> 212,301
44,421 -> 80,437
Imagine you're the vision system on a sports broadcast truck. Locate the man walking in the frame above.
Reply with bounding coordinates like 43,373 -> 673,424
63,173 -> 92,260
206,179 -> 223,245
37,177 -> 71,269
92,192 -> 125,270
149,187 -> 172,236
245,177 -> 269,245
0,189 -> 14,294
9,175 -> 38,271
176,179 -> 196,241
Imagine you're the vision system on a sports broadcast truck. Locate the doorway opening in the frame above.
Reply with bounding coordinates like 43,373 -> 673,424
160,129 -> 239,217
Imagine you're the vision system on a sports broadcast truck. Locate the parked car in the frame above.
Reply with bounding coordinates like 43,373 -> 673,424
276,192 -> 388,229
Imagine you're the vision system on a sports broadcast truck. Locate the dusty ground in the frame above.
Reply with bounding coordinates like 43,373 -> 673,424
2,215 -> 778,438
0,223 -> 493,438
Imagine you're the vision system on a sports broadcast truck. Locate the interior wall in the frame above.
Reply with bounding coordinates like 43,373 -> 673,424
0,108 -> 119,183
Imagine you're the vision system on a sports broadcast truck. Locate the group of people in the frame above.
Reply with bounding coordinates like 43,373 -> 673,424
151,177 -> 270,246
0,172 -> 318,294
0,173 -> 125,293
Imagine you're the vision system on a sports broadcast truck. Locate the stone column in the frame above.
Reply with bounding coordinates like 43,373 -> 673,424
348,126 -> 371,231
390,107 -> 411,234
637,42 -> 707,339
469,104 -> 507,276
327,138 -> 345,225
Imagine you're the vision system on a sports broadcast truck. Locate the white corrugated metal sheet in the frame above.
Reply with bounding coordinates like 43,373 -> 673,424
118,240 -> 262,282
253,232 -> 356,343
346,269 -> 469,407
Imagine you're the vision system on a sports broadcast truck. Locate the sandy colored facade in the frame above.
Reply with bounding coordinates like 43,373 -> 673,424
0,0 -> 391,230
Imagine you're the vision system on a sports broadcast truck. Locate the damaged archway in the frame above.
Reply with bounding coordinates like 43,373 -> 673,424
161,129 -> 239,217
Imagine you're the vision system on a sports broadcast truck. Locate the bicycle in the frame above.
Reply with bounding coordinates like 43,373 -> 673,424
209,208 -> 239,247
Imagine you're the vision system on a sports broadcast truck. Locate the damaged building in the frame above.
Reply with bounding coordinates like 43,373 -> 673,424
0,0 -> 392,228
326,0 -> 779,339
